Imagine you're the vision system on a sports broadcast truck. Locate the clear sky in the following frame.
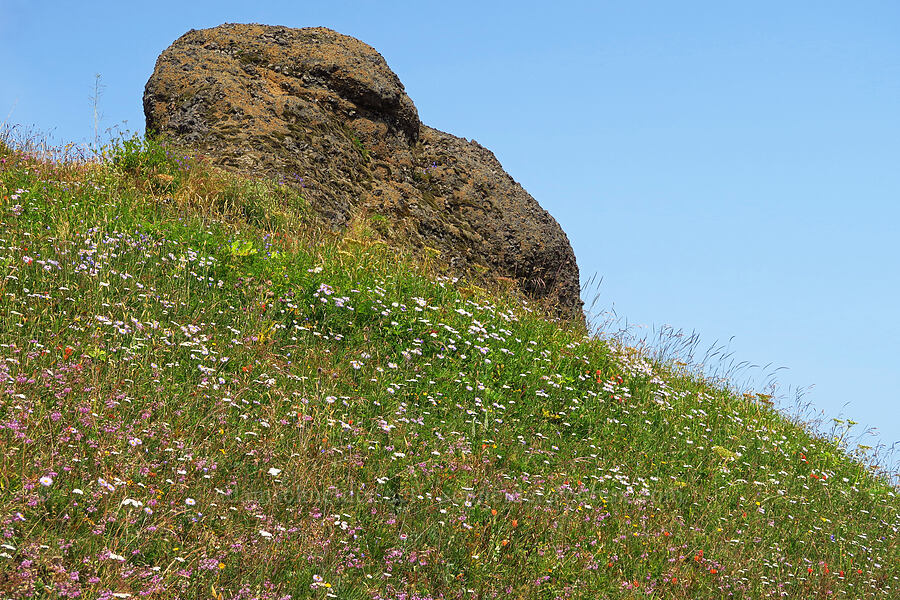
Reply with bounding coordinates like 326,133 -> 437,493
3,1 -> 898,468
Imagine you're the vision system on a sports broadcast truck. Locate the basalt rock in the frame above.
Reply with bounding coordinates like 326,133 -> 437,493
144,23 -> 584,320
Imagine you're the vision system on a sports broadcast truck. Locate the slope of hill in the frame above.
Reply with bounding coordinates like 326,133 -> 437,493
0,136 -> 898,599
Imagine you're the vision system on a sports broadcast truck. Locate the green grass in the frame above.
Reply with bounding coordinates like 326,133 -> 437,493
0,133 -> 897,599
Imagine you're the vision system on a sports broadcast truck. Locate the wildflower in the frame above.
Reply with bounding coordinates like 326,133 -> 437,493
259,530 -> 273,538
711,445 -> 738,462
39,476 -> 54,487
185,498 -> 196,506
267,467 -> 282,476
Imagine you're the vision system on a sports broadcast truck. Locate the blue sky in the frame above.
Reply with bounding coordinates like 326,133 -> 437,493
3,1 -> 898,466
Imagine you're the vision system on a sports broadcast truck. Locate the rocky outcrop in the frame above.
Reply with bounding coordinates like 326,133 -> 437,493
144,23 -> 583,320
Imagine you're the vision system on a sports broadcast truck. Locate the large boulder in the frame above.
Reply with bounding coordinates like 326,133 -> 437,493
144,23 -> 584,320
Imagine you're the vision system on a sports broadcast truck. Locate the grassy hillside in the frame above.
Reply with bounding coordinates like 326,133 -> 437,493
0,135 -> 897,599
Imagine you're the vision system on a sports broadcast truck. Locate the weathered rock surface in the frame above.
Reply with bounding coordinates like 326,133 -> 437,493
144,23 -> 583,320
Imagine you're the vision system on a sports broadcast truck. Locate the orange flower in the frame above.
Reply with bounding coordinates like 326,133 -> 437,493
491,508 -> 497,516
710,568 -> 718,574
511,519 -> 518,528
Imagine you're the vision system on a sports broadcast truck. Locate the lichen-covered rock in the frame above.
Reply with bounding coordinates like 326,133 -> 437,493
144,23 -> 583,320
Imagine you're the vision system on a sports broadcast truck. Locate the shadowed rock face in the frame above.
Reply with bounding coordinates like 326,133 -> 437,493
144,23 -> 584,321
